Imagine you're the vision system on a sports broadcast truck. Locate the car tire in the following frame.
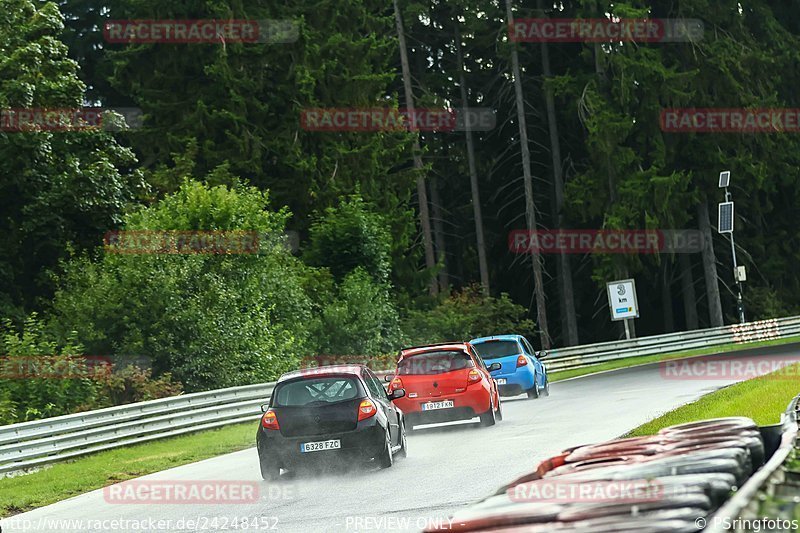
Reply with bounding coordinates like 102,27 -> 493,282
527,376 -> 540,399
398,421 -> 408,458
480,401 -> 497,427
259,455 -> 281,481
377,429 -> 394,468
495,398 -> 503,422
542,375 -> 550,397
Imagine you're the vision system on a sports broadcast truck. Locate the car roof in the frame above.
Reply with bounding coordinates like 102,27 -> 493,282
278,364 -> 368,383
469,334 -> 524,344
399,342 -> 471,358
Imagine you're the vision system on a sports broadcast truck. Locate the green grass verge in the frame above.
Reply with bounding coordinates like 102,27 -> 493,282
625,363 -> 800,437
3,334 -> 799,518
549,334 -> 800,382
0,421 -> 256,517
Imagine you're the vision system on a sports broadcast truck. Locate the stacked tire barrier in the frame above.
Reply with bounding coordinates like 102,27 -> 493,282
706,393 -> 800,532
428,403 -> 799,532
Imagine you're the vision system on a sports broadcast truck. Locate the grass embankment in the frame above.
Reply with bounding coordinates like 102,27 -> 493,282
625,363 -> 800,437
548,334 -> 800,382
3,335 -> 800,517
0,422 -> 255,517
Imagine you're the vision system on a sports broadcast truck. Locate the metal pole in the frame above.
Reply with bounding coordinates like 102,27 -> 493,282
725,187 -> 746,324
730,233 -> 746,324
623,319 -> 632,340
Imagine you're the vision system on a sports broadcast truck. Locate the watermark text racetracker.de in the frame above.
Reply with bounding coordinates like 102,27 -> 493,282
508,479 -> 666,503
508,229 -> 704,254
661,108 -> 800,133
104,19 -> 298,44
508,18 -> 703,42
660,356 -> 800,380
0,355 -> 111,379
0,108 -> 142,132
104,230 -> 261,255
0,515 -> 279,531
300,107 -> 496,132
103,480 -> 293,505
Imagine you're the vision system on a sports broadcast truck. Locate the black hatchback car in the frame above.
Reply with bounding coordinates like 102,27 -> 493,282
256,364 -> 407,480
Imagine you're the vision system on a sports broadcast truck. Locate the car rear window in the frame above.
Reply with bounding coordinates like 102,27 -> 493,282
472,340 -> 521,359
273,377 -> 360,406
397,350 -> 474,375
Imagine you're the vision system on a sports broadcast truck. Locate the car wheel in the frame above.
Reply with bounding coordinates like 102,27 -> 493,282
480,401 -> 497,427
398,421 -> 408,458
495,398 -> 503,422
542,375 -> 550,397
527,375 -> 540,399
259,455 -> 280,481
377,429 -> 394,468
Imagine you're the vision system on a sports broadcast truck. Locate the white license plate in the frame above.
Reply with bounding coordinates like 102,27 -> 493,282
422,400 -> 454,411
496,378 -> 507,385
300,439 -> 341,453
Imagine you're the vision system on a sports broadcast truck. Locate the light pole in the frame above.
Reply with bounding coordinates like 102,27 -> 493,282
717,171 -> 746,324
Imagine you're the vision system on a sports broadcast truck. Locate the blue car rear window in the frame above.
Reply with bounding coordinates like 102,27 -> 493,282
472,341 -> 520,360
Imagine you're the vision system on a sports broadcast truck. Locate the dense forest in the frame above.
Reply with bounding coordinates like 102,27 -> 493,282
1,0 -> 799,422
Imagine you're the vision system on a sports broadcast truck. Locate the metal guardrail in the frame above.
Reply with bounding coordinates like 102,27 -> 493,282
0,383 -> 276,474
546,316 -> 800,371
1,316 -> 799,475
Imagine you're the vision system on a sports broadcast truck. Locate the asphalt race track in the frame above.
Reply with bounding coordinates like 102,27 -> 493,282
7,345 -> 798,533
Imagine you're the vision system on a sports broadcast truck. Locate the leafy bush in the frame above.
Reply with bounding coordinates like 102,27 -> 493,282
310,268 -> 404,356
52,179 -> 314,391
304,195 -> 392,284
402,286 -> 537,346
102,365 -> 182,405
0,314 -> 106,423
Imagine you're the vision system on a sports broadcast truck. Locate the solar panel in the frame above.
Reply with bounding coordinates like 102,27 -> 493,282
718,202 -> 734,233
718,171 -> 730,188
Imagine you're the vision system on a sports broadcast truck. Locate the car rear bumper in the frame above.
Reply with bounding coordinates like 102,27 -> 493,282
257,420 -> 386,466
393,387 -> 491,424
492,370 -> 535,396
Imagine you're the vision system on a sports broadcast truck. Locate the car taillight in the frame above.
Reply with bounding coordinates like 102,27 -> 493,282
467,369 -> 481,384
358,399 -> 377,421
517,355 -> 528,367
261,410 -> 280,430
389,376 -> 403,391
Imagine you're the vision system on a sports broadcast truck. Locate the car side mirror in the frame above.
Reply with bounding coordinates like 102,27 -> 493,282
388,388 -> 406,400
384,375 -> 392,382
488,362 -> 502,372
536,351 -> 548,360
260,403 -> 269,413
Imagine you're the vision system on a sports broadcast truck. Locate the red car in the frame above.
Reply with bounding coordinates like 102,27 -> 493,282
387,342 -> 502,429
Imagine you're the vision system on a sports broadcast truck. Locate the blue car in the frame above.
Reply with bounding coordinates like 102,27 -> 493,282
469,335 -> 550,399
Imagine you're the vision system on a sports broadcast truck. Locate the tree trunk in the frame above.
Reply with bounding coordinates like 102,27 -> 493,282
538,0 -> 578,346
505,0 -> 551,349
679,253 -> 699,330
429,175 -> 449,292
661,261 -> 674,333
393,0 -> 437,295
454,23 -> 490,296
698,195 -> 724,326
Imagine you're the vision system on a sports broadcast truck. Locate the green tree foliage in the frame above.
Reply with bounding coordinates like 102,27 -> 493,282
312,268 -> 404,356
52,179 -> 315,391
305,195 -> 392,284
303,195 -> 403,354
402,286 -> 536,346
0,0 -> 146,320
0,314 -> 97,423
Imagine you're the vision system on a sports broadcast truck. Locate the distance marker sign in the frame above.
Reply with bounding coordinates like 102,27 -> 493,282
606,279 -> 639,321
